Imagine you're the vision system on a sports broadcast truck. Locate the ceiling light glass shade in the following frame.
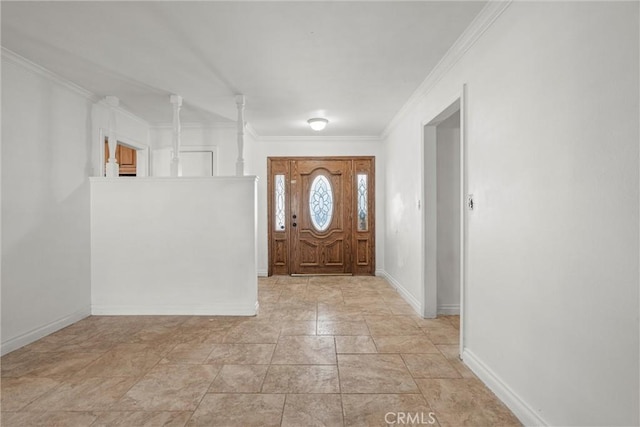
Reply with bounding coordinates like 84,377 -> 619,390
308,118 -> 329,131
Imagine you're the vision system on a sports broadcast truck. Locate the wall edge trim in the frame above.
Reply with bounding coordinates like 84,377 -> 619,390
378,270 -> 422,316
1,47 -> 98,101
0,307 -> 91,356
437,304 -> 460,315
463,348 -> 549,427
3,48 -> 150,127
91,304 -> 258,316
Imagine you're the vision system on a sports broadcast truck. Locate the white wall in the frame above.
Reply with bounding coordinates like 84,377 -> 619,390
246,137 -> 384,276
383,2 -> 638,426
1,52 -> 93,354
149,125 -> 237,176
90,177 -> 258,315
436,111 -> 460,314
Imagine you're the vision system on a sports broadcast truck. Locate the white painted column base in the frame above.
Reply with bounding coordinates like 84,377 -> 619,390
170,158 -> 182,177
105,161 -> 119,177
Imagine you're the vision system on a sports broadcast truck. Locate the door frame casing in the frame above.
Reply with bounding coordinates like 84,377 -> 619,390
267,156 -> 375,276
420,85 -> 467,356
99,128 -> 149,177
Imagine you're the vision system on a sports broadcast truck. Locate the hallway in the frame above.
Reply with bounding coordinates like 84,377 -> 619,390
1,276 -> 520,426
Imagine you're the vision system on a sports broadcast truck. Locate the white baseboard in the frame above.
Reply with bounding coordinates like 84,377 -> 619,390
437,304 -> 460,315
257,270 -> 268,277
377,270 -> 422,316
462,348 -> 548,427
91,302 -> 258,316
1,307 -> 91,356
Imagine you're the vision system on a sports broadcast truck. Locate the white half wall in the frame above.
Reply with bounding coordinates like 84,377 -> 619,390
245,137 -> 384,276
90,177 -> 258,315
383,2 -> 638,426
1,51 -> 93,355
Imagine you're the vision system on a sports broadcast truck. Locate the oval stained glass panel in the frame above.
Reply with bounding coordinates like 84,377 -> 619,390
309,175 -> 333,231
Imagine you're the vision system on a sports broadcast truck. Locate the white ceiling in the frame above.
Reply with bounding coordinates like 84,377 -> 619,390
1,1 -> 486,137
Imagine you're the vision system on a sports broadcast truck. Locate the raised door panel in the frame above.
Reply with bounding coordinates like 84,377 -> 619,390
273,238 -> 288,267
119,145 -> 135,167
325,240 -> 344,266
299,240 -> 321,266
356,238 -> 369,266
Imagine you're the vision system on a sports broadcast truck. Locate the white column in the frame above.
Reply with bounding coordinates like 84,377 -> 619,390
235,94 -> 246,176
104,96 -> 120,177
170,95 -> 183,177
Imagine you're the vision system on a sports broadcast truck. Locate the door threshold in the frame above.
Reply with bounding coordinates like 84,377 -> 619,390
290,273 -> 353,277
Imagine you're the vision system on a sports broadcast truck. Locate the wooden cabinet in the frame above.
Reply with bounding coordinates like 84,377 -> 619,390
104,140 -> 137,176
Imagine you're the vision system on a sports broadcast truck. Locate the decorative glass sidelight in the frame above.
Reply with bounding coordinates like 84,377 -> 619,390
309,175 -> 333,231
275,174 -> 286,230
357,174 -> 368,231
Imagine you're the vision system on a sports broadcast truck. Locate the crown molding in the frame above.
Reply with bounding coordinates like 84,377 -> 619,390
380,0 -> 513,140
150,122 -> 236,130
2,47 -> 99,102
258,135 -> 382,143
4,0 -> 512,143
3,48 -> 150,126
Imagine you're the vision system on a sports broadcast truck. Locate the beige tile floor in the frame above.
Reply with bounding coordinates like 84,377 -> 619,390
0,276 -> 521,426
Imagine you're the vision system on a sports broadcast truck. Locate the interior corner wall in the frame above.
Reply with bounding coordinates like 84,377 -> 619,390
245,138 -> 385,276
383,2 -> 639,426
1,56 -> 94,355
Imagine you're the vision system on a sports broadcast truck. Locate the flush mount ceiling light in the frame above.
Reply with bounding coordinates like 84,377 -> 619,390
307,117 -> 329,131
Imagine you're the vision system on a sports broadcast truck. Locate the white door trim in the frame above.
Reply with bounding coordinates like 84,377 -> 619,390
179,145 -> 219,176
420,84 -> 467,356
98,128 -> 150,177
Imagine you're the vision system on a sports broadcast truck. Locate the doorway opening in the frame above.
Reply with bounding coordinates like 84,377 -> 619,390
104,138 -> 137,176
100,129 -> 149,177
267,157 -> 375,276
422,91 -> 465,353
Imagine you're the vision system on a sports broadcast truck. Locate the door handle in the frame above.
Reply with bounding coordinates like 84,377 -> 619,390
292,222 -> 297,227
292,214 -> 297,219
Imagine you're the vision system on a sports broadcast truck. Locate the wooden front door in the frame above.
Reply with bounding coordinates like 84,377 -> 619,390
268,157 -> 375,276
292,159 -> 352,274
